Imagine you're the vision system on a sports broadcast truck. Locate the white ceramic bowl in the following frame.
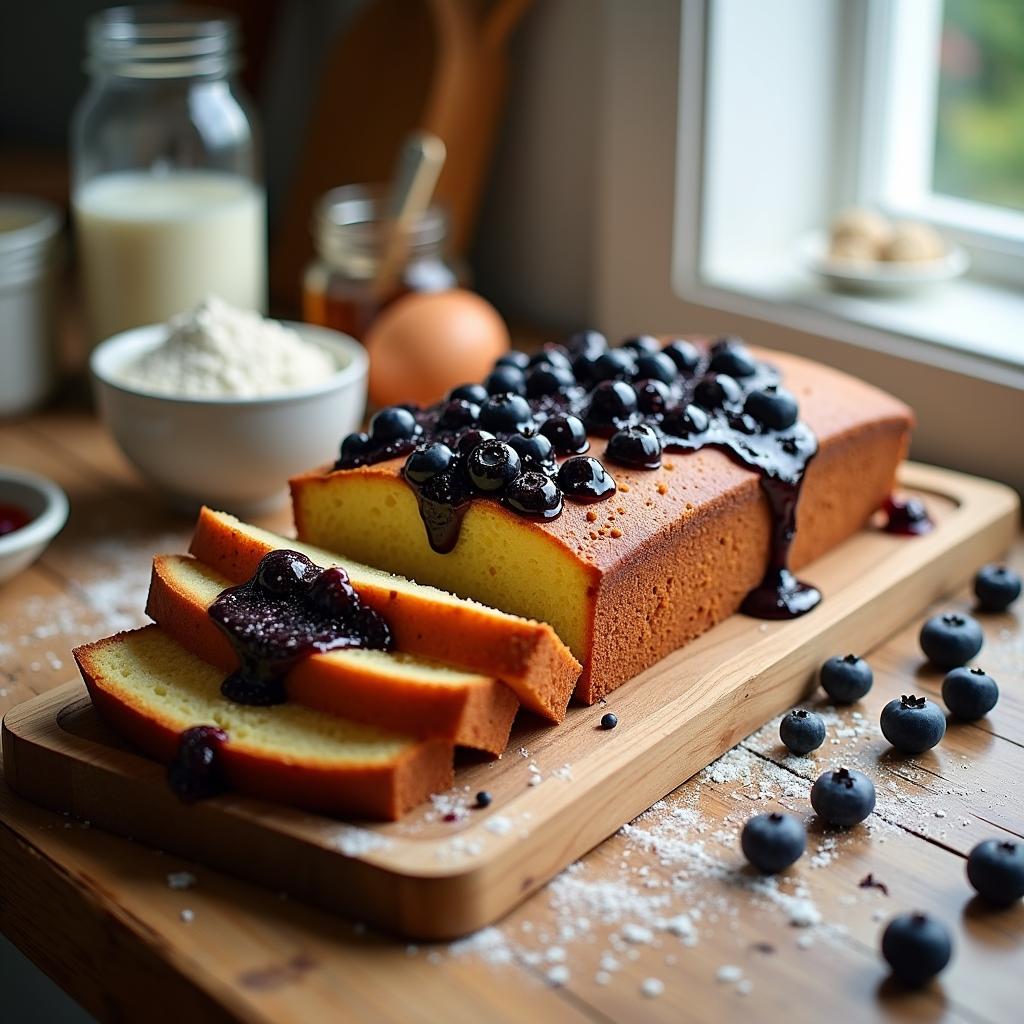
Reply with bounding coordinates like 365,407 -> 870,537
0,467 -> 69,585
798,231 -> 969,295
90,322 -> 368,516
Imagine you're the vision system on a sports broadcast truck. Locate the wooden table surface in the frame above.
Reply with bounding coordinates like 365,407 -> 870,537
1,411 -> 1021,1024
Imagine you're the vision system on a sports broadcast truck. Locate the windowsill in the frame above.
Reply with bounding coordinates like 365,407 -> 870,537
693,260 -> 1024,382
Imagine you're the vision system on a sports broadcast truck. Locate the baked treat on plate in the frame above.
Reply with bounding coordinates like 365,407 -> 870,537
290,337 -> 913,700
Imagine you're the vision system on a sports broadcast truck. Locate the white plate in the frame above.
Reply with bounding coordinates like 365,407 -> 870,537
797,231 -> 969,295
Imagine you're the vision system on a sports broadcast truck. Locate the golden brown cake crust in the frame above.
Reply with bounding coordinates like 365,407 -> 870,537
292,347 -> 914,700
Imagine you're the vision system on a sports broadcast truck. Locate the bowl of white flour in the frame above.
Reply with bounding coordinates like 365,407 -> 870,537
90,297 -> 368,515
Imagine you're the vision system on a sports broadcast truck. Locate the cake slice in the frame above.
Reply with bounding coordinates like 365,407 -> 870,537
146,554 -> 518,754
290,346 -> 914,701
188,508 -> 581,721
74,626 -> 452,820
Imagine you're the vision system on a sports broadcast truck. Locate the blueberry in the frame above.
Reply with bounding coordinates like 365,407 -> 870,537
584,380 -> 638,432
600,712 -> 618,729
484,365 -> 527,396
456,429 -> 496,456
494,351 -> 530,370
526,363 -> 576,398
369,406 -> 420,442
404,442 -> 455,485
966,839 -> 1024,906
466,439 -> 522,492
503,471 -> 562,518
437,398 -> 480,431
880,695 -> 946,754
256,550 -> 317,596
479,393 -> 534,433
662,403 -> 710,438
919,612 -> 983,669
167,725 -> 228,802
810,766 -> 876,826
508,431 -> 555,468
779,709 -> 826,755
338,431 -> 370,465
564,329 -> 607,356
634,379 -> 672,415
591,349 -> 637,382
663,339 -> 701,374
558,456 -> 617,502
605,424 -> 663,470
475,790 -> 493,808
634,352 -> 678,385
820,654 -> 873,704
693,372 -> 742,409
881,913 -> 952,988
527,345 -> 573,372
307,565 -> 357,615
740,812 -> 806,873
744,387 -> 799,431
448,382 -> 489,404
540,414 -> 589,455
622,334 -> 661,355
709,337 -> 758,377
973,564 -> 1021,612
942,667 -> 999,720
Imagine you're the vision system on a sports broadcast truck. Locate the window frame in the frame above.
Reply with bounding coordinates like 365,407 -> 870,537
856,0 -> 1024,285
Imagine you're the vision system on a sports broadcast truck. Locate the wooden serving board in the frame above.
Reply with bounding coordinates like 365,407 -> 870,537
2,463 -> 1018,940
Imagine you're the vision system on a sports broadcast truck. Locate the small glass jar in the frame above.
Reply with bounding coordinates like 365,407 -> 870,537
303,184 -> 462,342
71,5 -> 265,344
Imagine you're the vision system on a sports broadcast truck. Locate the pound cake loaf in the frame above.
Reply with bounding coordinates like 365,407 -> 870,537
189,507 -> 581,720
74,626 -> 453,819
146,554 -> 519,754
290,339 -> 913,701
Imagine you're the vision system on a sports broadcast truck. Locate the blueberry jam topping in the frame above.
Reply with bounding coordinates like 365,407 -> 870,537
209,550 -> 392,705
882,495 -> 934,536
167,725 -> 228,802
334,334 -> 825,619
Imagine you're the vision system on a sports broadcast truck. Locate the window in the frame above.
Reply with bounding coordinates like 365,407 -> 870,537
860,0 -> 1024,282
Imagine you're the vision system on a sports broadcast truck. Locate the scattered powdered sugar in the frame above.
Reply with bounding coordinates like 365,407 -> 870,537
485,815 -> 513,836
166,871 -> 197,891
716,964 -> 743,983
328,827 -> 392,857
640,977 -> 665,998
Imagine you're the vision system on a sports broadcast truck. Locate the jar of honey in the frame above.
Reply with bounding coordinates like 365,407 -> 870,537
302,184 -> 461,341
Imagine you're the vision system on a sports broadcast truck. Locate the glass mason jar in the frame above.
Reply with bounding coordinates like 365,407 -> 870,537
71,6 -> 265,345
302,184 -> 462,343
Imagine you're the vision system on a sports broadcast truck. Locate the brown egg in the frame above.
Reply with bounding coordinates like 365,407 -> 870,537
366,289 -> 510,407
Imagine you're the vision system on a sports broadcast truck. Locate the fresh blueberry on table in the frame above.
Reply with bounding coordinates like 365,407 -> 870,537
810,767 -> 876,826
881,913 -> 953,988
973,564 -> 1022,613
942,667 -> 999,721
600,712 -> 618,730
740,812 -> 806,873
819,654 -> 873,703
966,839 -> 1024,906
919,612 -> 984,669
880,695 -> 946,754
779,709 -> 826,755
475,790 -> 493,809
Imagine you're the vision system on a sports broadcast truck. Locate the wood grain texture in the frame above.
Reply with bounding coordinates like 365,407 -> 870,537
2,464 -> 1018,942
0,413 -> 1021,1023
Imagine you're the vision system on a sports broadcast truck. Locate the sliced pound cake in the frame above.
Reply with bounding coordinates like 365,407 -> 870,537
146,554 -> 519,754
74,626 -> 453,820
188,507 -> 581,721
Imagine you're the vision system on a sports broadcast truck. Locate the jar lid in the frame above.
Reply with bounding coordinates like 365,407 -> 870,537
86,5 -> 239,79
0,195 -> 62,287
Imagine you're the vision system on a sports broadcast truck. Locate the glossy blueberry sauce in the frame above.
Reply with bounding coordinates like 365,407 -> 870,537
167,725 -> 228,802
209,550 -> 392,705
882,495 -> 934,536
335,335 -> 824,619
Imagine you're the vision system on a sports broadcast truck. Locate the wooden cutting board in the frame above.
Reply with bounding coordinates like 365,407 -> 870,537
2,463 -> 1018,940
